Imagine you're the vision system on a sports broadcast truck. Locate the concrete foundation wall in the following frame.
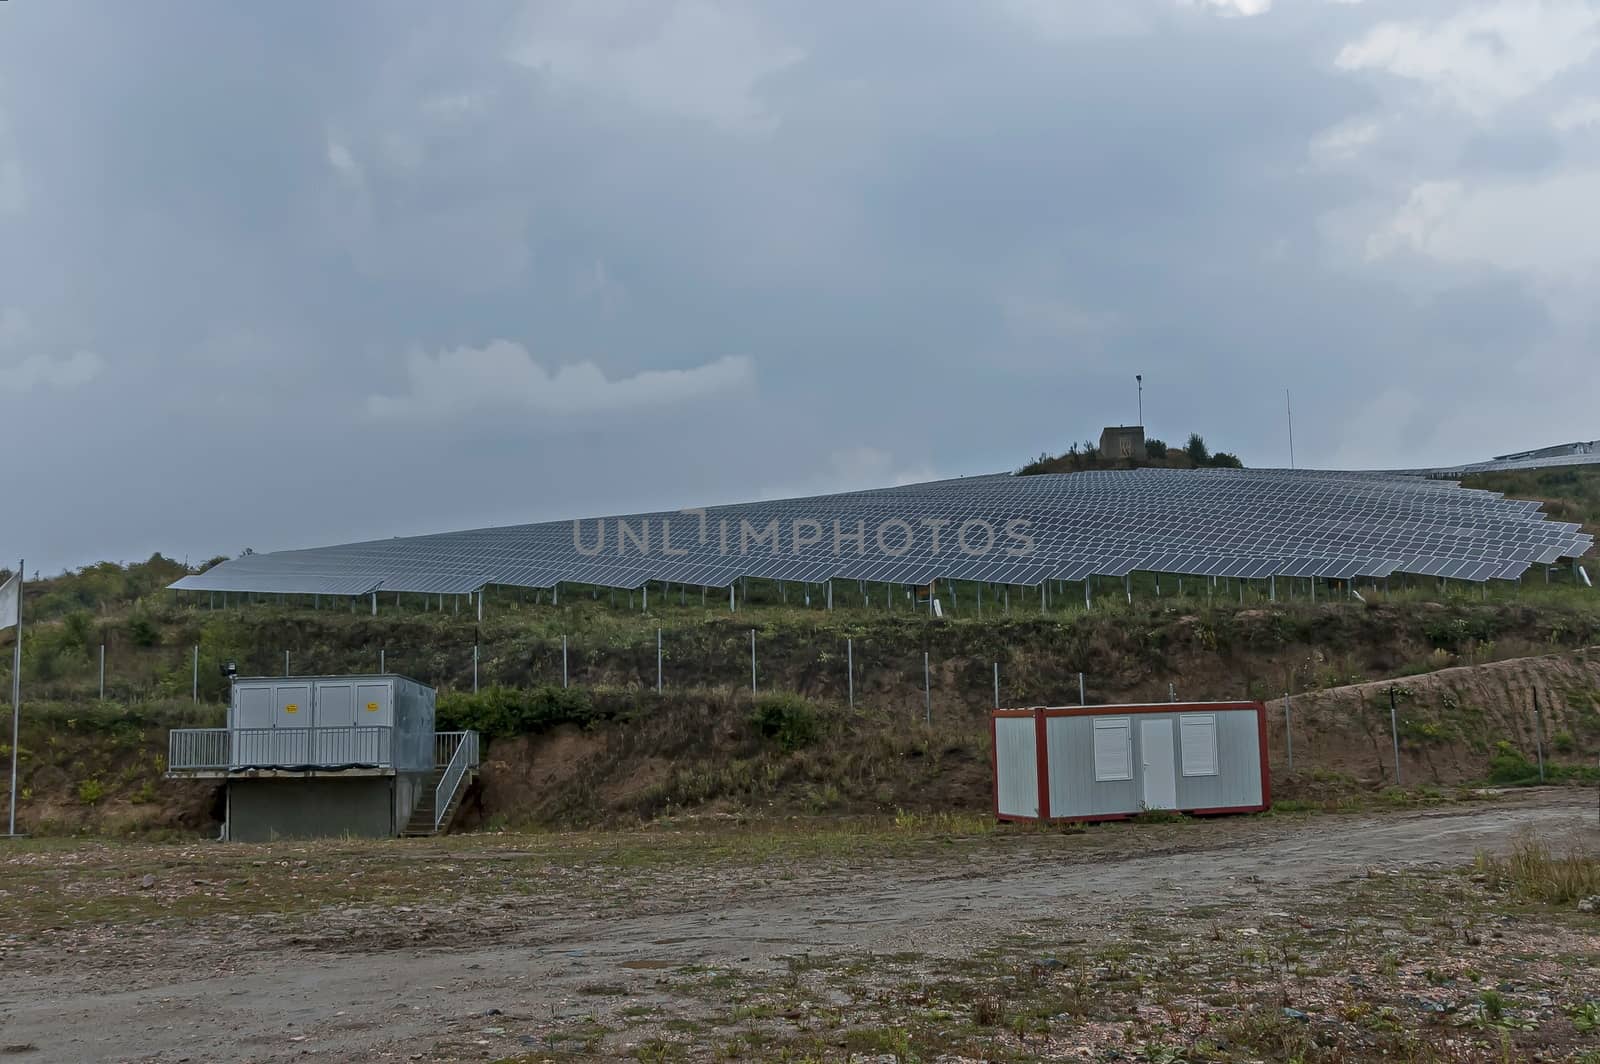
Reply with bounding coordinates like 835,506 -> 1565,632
227,777 -> 396,842
394,770 -> 431,826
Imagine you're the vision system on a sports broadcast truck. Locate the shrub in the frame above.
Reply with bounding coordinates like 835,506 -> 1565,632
127,613 -> 161,648
1145,438 -> 1168,459
77,778 -> 106,806
749,692 -> 823,751
61,611 -> 96,655
1185,433 -> 1210,464
1209,451 -> 1244,469
1486,740 -> 1537,784
436,685 -> 601,738
1551,730 -> 1576,754
1017,452 -> 1052,476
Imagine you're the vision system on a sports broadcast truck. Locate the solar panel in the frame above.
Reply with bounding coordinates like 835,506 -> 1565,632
167,467 -> 1595,597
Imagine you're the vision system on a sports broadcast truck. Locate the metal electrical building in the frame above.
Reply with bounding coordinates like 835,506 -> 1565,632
169,467 -> 1594,604
166,674 -> 480,840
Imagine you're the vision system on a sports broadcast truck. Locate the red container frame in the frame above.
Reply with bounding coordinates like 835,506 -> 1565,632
990,701 -> 1271,823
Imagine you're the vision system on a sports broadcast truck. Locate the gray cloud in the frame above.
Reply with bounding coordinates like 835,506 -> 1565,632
0,0 -> 1596,572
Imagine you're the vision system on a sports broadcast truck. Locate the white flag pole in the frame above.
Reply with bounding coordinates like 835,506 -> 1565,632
9,558 -> 22,837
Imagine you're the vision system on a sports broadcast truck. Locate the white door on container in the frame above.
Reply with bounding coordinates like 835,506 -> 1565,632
1140,718 -> 1177,811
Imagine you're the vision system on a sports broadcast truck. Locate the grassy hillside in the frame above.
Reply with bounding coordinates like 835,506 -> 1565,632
1461,464 -> 1600,540
3,462 -> 1596,836
7,583 -> 1600,836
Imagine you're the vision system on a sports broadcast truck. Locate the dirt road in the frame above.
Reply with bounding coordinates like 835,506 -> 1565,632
2,790 -> 1595,1062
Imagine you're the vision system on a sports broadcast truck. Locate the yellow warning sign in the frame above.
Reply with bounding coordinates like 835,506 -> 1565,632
284,703 -> 299,714
366,702 -> 379,712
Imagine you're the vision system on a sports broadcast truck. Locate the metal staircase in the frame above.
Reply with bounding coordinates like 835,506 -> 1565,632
403,731 -> 480,837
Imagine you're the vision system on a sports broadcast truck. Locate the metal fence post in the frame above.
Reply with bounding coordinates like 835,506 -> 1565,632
993,662 -> 999,709
923,652 -> 931,724
1285,691 -> 1294,773
1079,671 -> 1086,707
562,635 -> 569,688
379,647 -> 385,673
750,629 -> 757,694
846,637 -> 854,708
1388,686 -> 1402,787
1533,688 -> 1545,783
99,644 -> 105,701
473,643 -> 479,693
284,650 -> 290,677
1168,682 -> 1176,702
192,646 -> 199,703
656,628 -> 663,693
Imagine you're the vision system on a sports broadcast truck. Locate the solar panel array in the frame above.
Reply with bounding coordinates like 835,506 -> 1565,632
169,467 -> 1593,598
1416,451 -> 1600,476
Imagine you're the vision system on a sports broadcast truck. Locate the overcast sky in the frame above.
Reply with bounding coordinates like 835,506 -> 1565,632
2,0 -> 1598,574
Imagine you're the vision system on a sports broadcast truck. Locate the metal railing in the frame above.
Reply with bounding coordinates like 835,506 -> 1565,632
433,730 -> 480,832
434,730 -> 472,768
168,726 -> 394,771
169,728 -> 230,770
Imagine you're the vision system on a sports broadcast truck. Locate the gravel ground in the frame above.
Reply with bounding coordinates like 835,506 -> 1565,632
0,789 -> 1596,1062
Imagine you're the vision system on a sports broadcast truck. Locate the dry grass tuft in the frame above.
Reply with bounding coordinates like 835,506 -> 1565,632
1474,834 -> 1599,905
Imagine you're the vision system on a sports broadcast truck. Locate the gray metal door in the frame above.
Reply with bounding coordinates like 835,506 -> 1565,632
234,685 -> 273,729
1140,718 -> 1178,811
316,683 -> 356,727
274,683 -> 312,727
356,682 -> 392,726
315,682 -> 357,764
232,685 -> 275,767
272,683 -> 313,765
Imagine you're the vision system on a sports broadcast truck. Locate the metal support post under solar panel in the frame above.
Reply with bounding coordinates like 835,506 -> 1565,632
923,653 -> 930,724
846,638 -> 853,708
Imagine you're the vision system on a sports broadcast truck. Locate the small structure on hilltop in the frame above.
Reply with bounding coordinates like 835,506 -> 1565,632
166,673 -> 479,841
991,701 -> 1269,823
1098,425 -> 1147,461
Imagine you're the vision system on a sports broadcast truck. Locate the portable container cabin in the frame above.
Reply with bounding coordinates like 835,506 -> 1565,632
991,701 -> 1269,822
